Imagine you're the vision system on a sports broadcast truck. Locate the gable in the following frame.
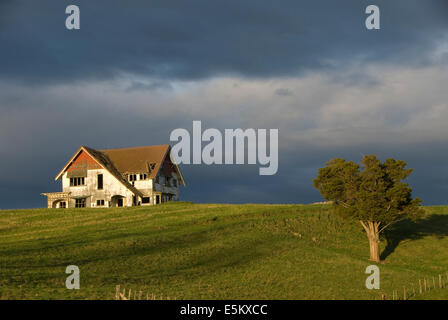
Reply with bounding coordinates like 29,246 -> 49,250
161,155 -> 177,176
66,150 -> 103,176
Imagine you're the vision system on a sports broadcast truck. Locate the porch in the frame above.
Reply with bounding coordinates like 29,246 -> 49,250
41,192 -> 71,208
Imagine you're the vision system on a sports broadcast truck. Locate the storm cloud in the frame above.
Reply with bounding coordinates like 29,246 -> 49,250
1,0 -> 448,83
1,1 -> 448,208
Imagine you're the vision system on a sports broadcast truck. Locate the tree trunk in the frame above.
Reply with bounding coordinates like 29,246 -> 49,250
360,221 -> 380,262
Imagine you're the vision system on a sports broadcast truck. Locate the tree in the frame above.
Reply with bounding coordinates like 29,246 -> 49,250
313,155 -> 423,262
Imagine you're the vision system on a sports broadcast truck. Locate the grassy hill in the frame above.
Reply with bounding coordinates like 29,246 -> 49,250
0,202 -> 447,300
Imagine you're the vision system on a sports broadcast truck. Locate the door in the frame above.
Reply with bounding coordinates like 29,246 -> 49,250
117,198 -> 123,207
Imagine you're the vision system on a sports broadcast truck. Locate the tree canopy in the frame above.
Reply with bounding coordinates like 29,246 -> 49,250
313,155 -> 423,261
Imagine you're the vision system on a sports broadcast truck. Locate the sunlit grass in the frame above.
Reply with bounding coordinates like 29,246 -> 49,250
0,202 -> 447,300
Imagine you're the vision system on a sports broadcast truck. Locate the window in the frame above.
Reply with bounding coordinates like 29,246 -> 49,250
97,174 -> 103,190
142,197 -> 150,204
70,177 -> 85,186
75,198 -> 86,208
59,202 -> 66,208
96,199 -> 105,206
140,173 -> 147,180
129,174 -> 137,182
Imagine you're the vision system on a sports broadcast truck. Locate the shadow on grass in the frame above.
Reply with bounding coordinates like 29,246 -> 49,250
380,214 -> 448,261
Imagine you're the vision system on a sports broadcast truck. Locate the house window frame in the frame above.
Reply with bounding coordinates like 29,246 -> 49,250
97,174 -> 103,190
75,198 -> 86,208
70,177 -> 86,187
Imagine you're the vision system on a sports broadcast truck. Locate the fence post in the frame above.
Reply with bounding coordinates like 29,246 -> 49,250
419,279 -> 422,294
403,287 -> 406,300
128,288 -> 132,300
433,277 -> 436,290
439,275 -> 442,289
115,285 -> 120,300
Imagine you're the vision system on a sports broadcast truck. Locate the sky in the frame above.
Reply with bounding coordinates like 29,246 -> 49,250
1,0 -> 448,208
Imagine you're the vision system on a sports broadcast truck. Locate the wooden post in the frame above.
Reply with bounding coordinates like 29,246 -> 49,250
128,289 -> 132,300
133,291 -> 136,300
433,277 -> 436,290
424,278 -> 427,292
403,287 -> 406,300
419,279 -> 422,294
439,274 -> 442,289
115,285 -> 121,300
139,291 -> 143,300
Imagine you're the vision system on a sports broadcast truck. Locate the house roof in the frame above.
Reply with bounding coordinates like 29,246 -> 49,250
55,144 -> 185,196
100,145 -> 169,179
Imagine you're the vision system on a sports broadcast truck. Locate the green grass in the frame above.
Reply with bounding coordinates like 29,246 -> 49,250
0,202 -> 447,300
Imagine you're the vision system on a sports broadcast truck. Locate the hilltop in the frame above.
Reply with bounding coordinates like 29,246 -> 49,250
0,203 -> 447,299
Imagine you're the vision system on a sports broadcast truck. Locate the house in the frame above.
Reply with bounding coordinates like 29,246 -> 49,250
41,145 -> 185,208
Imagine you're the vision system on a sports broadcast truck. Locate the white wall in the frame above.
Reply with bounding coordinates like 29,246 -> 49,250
61,169 -> 181,207
62,169 -> 134,207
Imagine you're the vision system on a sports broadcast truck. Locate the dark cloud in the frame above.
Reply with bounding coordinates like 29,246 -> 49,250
126,80 -> 173,92
275,88 -> 294,97
1,0 -> 447,84
1,1 -> 448,209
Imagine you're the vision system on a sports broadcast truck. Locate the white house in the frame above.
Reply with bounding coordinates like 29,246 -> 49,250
42,145 -> 185,208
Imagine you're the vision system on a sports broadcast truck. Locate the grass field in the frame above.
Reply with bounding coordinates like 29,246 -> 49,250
0,202 -> 447,300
